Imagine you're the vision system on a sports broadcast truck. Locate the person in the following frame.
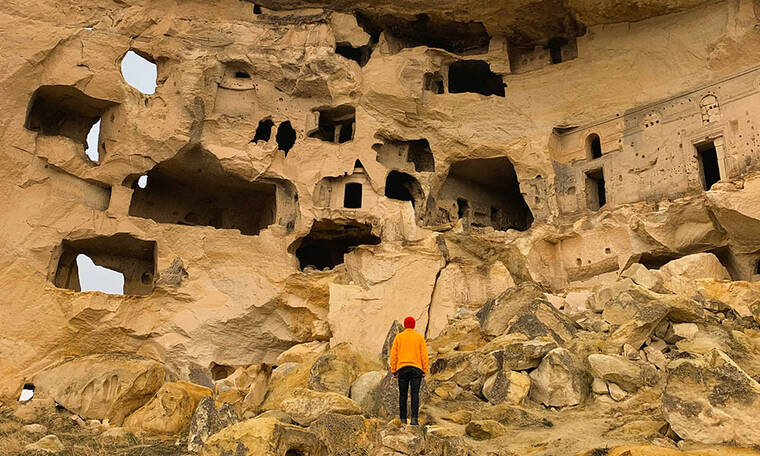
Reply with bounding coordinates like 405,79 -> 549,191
389,316 -> 429,425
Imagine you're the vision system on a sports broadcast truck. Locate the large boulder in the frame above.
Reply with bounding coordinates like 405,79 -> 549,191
529,348 -> 590,407
587,354 -> 644,392
123,381 -> 211,435
280,388 -> 363,426
309,413 -> 382,456
350,370 -> 386,412
365,372 -> 431,419
482,370 -> 530,405
199,416 -> 327,456
605,303 -> 670,352
33,353 -> 164,425
24,435 -> 65,453
465,419 -> 507,439
659,252 -> 731,281
187,397 -> 239,453
307,354 -> 355,396
481,333 -> 558,370
620,264 -> 666,293
662,349 -> 760,446
478,282 -> 577,343
276,341 -> 329,365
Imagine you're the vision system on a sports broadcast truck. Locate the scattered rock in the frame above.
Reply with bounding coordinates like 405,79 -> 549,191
349,370 -> 385,412
187,397 -> 239,452
25,434 -> 65,453
483,370 -> 531,405
307,354 -> 355,396
530,348 -> 591,407
587,354 -> 644,392
199,416 -> 327,456
465,419 -> 507,439
281,388 -> 362,426
21,423 -> 48,435
99,427 -> 133,446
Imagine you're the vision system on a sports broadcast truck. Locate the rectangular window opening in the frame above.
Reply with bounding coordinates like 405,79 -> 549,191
344,183 -> 363,208
585,168 -> 606,211
696,141 -> 721,190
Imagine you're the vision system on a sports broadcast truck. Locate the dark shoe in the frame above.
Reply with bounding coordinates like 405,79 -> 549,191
410,418 -> 419,426
400,418 -> 407,425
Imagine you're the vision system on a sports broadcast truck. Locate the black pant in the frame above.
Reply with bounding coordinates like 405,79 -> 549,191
397,366 -> 423,422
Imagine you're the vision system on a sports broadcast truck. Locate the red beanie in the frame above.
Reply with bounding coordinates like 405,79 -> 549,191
403,316 -> 415,329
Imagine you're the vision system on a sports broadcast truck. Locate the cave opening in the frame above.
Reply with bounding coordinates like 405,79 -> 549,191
25,85 -> 115,159
335,43 -> 372,66
374,138 -> 435,173
437,157 -> 533,231
294,220 -> 381,271
128,147 -> 284,236
424,72 -> 444,94
252,118 -> 274,143
448,61 -> 505,97
53,234 -> 156,296
547,37 -> 568,64
385,171 -> 423,208
276,121 -> 297,154
308,105 -> 355,143
358,13 -> 490,55
210,363 -> 236,381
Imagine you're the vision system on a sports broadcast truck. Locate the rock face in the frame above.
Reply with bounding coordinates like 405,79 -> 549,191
663,350 -> 760,446
33,354 -> 164,425
4,0 -> 760,454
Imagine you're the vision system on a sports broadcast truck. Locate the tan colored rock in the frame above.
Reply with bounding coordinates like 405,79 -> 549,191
99,427 -> 133,446
483,370 -> 531,405
428,261 -> 514,338
660,253 -> 731,294
276,341 -> 329,365
33,353 -> 164,425
529,348 -> 591,407
280,388 -> 362,426
465,420 -> 507,439
200,416 -> 327,456
25,435 -> 65,453
309,413 -> 381,455
329,245 -> 444,355
21,423 -> 48,435
187,397 -> 238,452
123,381 -> 211,435
13,398 -> 56,424
587,354 -> 644,392
621,264 -> 666,293
350,370 -> 385,412
663,349 -> 760,446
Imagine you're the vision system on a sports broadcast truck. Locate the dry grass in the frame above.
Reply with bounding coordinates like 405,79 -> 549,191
0,405 -> 187,456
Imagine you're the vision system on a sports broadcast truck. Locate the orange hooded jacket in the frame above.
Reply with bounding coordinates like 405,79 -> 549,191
389,328 -> 429,374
